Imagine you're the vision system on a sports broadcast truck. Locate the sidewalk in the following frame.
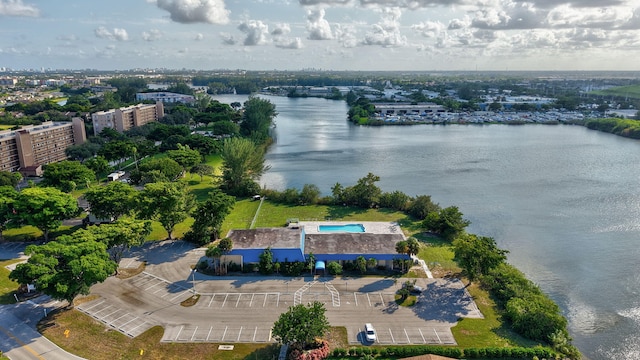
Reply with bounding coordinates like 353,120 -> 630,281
0,298 -> 85,360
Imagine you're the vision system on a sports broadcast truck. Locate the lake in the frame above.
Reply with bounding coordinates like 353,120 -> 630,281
212,94 -> 640,360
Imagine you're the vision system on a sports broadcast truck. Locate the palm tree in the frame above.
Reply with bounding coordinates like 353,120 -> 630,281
395,240 -> 408,272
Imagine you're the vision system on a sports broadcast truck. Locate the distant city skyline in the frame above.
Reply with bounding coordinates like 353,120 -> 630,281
1,0 -> 639,72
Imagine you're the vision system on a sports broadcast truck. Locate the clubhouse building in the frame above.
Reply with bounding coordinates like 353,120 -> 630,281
223,222 -> 410,272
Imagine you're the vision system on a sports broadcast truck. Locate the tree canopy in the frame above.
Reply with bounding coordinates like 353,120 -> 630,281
0,171 -> 22,188
13,187 -> 79,241
240,96 -> 277,140
453,233 -> 508,281
84,181 -> 137,220
0,186 -> 18,242
272,301 -> 330,348
41,160 -> 95,192
9,233 -> 116,305
422,206 -> 470,242
84,218 -> 152,266
220,137 -> 270,196
137,182 -> 195,239
167,144 -> 202,173
183,189 -> 235,245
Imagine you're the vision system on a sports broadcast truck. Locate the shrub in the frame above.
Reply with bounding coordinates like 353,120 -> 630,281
327,261 -> 343,275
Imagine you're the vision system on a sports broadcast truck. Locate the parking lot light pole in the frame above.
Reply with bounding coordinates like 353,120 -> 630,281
191,269 -> 196,294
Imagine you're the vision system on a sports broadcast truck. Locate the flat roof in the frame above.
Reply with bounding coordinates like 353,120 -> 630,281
226,228 -> 302,249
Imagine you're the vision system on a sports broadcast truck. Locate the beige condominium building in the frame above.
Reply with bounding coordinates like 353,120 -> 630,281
91,102 -> 164,136
0,118 -> 86,175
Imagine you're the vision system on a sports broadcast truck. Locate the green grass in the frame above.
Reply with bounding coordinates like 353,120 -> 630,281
0,124 -> 13,130
0,259 -> 22,304
590,84 -> 640,99
221,199 -> 261,235
414,232 -> 460,275
452,283 -> 539,348
3,224 -> 81,242
39,309 -> 279,360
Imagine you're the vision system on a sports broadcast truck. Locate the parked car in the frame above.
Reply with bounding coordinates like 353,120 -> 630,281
364,323 -> 376,343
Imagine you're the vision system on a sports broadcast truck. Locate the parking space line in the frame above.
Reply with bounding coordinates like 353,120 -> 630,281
379,293 -> 384,304
93,305 -> 114,316
119,317 -> 138,328
367,294 -> 372,307
221,326 -> 228,341
145,281 -> 162,291
237,326 -> 243,342
418,328 -> 426,343
252,326 -> 258,342
102,308 -> 121,319
389,328 -> 395,343
276,293 -> 280,307
81,300 -> 105,311
111,313 -> 130,323
222,294 -> 229,307
236,293 -> 242,307
354,293 -> 358,306
404,329 -> 410,343
207,294 -> 216,307
249,293 -> 255,307
191,326 -> 198,341
175,325 -> 184,341
207,326 -> 213,341
170,289 -> 191,302
434,328 -> 441,343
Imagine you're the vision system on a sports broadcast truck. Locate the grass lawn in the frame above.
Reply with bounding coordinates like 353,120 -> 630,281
3,224 -> 81,242
452,283 -> 539,348
414,233 -> 460,277
0,259 -> 22,304
39,309 -> 280,360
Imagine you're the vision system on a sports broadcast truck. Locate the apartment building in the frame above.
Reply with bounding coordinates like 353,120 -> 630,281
0,118 -> 86,175
136,92 -> 195,104
91,102 -> 164,135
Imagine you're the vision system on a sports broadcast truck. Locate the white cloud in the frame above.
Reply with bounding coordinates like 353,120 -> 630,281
306,9 -> 334,40
412,20 -> 446,38
271,23 -> 291,36
152,0 -> 230,24
220,32 -> 238,45
275,37 -> 304,49
238,20 -> 270,46
95,27 -> 129,41
0,0 -> 39,17
363,7 -> 407,47
142,29 -> 163,41
195,33 -> 204,40
334,23 -> 359,47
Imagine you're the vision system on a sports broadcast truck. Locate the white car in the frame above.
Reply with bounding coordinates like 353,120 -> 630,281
364,323 -> 376,343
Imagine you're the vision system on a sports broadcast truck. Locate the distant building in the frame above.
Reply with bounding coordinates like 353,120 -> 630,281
136,92 -> 195,104
0,119 -> 86,174
373,103 -> 445,116
0,78 -> 17,87
92,102 -> 164,135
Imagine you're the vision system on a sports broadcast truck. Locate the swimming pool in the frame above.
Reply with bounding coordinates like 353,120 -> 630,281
318,224 -> 365,233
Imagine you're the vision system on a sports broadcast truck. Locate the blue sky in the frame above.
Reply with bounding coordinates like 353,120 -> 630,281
1,0 -> 639,71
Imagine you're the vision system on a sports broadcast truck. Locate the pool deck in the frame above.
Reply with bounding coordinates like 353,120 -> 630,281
298,221 -> 405,237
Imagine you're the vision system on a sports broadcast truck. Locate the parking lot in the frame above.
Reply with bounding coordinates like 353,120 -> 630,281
77,241 -> 482,345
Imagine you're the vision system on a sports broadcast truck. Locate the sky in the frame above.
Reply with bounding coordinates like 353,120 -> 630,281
1,0 -> 640,71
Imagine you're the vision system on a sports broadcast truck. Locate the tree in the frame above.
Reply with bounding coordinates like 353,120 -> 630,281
217,237 -> 233,273
98,140 -> 134,167
344,173 -> 381,208
83,181 -> 137,220
41,160 -> 96,192
299,184 -> 320,205
183,189 -> 235,245
0,171 -> 22,188
395,240 -> 409,272
355,256 -> 367,274
406,237 -> 420,257
327,261 -> 342,275
220,137 -> 270,196
258,247 -> 274,274
84,156 -> 111,177
190,164 -> 214,182
205,244 -> 223,273
65,142 -> 101,162
84,218 -> 152,267
9,233 -> 116,306
453,233 -> 508,281
137,182 -> 195,239
0,186 -> 18,242
167,144 -> 202,175
240,96 -> 277,140
422,206 -> 470,242
129,157 -> 183,185
272,301 -> 330,348
13,187 -> 79,241
407,195 -> 440,220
